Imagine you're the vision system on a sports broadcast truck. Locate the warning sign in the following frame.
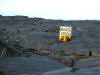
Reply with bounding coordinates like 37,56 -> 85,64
59,26 -> 72,42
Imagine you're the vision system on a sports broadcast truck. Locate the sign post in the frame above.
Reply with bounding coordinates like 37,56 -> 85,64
59,26 -> 72,42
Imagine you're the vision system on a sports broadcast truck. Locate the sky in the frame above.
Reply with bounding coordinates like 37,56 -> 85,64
0,0 -> 100,20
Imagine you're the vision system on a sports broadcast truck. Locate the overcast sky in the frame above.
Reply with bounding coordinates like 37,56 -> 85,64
0,0 -> 100,20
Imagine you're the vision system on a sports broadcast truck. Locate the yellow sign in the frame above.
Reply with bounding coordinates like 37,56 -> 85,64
59,26 -> 72,42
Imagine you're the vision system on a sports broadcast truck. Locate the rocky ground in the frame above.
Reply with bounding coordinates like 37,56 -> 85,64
0,15 -> 100,75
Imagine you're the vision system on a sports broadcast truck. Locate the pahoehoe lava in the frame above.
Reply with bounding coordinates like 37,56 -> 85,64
0,15 -> 100,75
